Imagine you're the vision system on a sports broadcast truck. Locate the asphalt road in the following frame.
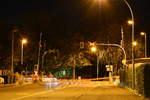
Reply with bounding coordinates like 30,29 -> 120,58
0,81 -> 148,100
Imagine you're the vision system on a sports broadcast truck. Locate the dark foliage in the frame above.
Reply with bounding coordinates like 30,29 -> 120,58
119,64 -> 150,98
144,64 -> 150,98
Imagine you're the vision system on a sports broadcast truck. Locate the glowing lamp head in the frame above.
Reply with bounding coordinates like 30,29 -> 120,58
22,39 -> 27,44
133,41 -> 137,46
128,20 -> 133,25
91,46 -> 97,52
140,32 -> 145,35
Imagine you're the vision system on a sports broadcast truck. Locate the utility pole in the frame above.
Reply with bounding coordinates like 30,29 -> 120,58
121,26 -> 124,48
37,32 -> 42,73
11,31 -> 14,75
41,40 -> 46,72
11,28 -> 18,84
11,28 -> 18,75
96,52 -> 100,79
73,55 -> 76,79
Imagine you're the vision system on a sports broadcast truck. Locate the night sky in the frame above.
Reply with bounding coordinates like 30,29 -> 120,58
0,0 -> 150,53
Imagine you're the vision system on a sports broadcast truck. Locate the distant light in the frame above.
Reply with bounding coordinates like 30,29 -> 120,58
128,20 -> 133,25
133,41 -> 137,46
22,39 -> 27,44
91,46 -> 97,52
140,32 -> 145,35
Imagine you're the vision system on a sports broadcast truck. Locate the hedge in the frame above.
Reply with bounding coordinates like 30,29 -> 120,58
144,64 -> 150,98
119,69 -> 132,88
119,64 -> 150,98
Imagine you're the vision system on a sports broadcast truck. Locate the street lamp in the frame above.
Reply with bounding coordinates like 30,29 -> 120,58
128,20 -> 133,25
90,46 -> 99,79
21,38 -> 27,75
124,0 -> 135,89
11,29 -> 18,75
89,42 -> 100,79
91,46 -> 97,52
140,32 -> 147,58
133,41 -> 137,46
94,0 -> 135,88
11,31 -> 14,74
90,42 -> 127,79
132,41 -> 137,88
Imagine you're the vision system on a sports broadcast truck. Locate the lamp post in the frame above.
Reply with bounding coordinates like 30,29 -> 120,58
140,32 -> 147,58
133,41 -> 137,88
90,43 -> 100,79
21,38 -> 27,75
133,41 -> 137,46
94,0 -> 134,88
90,46 -> 99,79
11,31 -> 14,74
123,0 -> 135,89
11,29 -> 18,75
133,41 -> 137,58
91,46 -> 99,79
90,43 -> 127,79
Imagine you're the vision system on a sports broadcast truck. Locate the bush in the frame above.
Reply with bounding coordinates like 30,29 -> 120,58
119,64 -> 150,98
119,69 -> 132,88
135,65 -> 144,95
144,64 -> 150,98
136,64 -> 150,98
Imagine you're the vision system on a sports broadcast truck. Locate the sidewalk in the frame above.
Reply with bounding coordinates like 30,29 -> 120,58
0,81 -> 33,88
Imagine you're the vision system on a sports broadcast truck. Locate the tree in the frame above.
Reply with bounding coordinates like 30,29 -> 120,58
98,47 -> 123,75
62,52 -> 91,79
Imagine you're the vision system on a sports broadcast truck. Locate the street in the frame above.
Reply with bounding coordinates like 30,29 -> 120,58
0,81 -> 148,100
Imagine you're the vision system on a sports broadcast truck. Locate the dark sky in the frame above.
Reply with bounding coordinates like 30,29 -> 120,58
0,0 -> 150,50
135,0 -> 150,31
0,0 -> 149,28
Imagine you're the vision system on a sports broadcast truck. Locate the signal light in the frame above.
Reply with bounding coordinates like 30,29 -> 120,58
80,42 -> 84,49
88,41 -> 96,47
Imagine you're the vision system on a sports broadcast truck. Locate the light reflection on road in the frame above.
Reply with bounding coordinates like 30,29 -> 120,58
44,82 -> 61,89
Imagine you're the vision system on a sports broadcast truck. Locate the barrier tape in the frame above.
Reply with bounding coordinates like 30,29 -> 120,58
58,76 -> 119,82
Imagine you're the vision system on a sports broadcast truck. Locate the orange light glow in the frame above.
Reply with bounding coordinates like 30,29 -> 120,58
133,41 -> 137,46
128,20 -> 133,25
22,39 -> 27,44
91,46 -> 97,52
140,32 -> 145,35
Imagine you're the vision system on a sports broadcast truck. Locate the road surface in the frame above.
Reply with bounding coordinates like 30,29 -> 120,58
0,81 -> 148,100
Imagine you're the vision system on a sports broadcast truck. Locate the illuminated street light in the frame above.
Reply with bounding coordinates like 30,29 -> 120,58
89,42 -> 97,52
22,39 -> 27,44
123,0 -> 135,89
93,0 -> 135,89
90,43 -> 99,79
128,20 -> 134,25
141,32 -> 145,35
21,38 -> 27,75
21,38 -> 27,65
140,32 -> 147,58
133,41 -> 137,46
89,42 -> 127,79
89,42 -> 99,79
11,29 -> 18,75
91,46 -> 97,52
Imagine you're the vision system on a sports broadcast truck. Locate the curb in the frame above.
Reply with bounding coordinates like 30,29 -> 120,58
0,82 -> 33,88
